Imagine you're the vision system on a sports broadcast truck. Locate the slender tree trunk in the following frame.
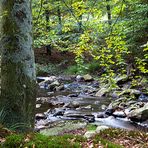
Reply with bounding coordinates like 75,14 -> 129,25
78,15 -> 83,33
0,0 -> 36,132
45,10 -> 50,31
57,4 -> 62,34
106,0 -> 112,25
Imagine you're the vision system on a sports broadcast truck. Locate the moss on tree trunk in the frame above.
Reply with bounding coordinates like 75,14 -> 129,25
0,0 -> 36,132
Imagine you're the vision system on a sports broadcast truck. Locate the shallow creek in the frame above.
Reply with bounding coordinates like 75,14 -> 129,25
35,76 -> 148,133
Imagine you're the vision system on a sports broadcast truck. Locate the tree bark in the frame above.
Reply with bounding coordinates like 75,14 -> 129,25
0,0 -> 36,132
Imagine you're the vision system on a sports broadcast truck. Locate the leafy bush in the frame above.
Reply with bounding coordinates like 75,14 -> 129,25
36,63 -> 61,76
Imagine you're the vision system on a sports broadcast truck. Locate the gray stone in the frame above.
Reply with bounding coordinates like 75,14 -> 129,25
76,75 -> 84,82
83,74 -> 93,81
49,80 -> 60,91
95,88 -> 109,97
64,101 -> 80,108
128,103 -> 148,122
95,125 -> 109,133
36,104 -> 41,108
35,113 -> 46,120
84,131 -> 96,139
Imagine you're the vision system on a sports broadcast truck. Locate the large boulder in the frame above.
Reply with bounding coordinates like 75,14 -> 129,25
128,103 -> 148,122
83,74 -> 93,81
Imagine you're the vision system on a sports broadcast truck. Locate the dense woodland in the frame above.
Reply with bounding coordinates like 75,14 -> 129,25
0,0 -> 148,147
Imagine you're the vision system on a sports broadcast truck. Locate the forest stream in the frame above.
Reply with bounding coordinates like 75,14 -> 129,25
35,76 -> 148,135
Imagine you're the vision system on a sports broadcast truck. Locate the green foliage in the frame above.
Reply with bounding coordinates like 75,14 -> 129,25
3,134 -> 24,148
86,124 -> 97,131
32,0 -> 148,82
2,133 -> 85,148
36,63 -> 61,76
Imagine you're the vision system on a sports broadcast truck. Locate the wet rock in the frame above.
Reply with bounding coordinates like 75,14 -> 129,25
112,111 -> 127,118
68,93 -> 79,97
53,108 -> 65,116
55,85 -> 64,91
84,115 -> 95,122
101,104 -> 107,110
95,125 -> 109,133
82,105 -> 92,110
35,125 -> 47,131
63,114 -> 85,119
111,91 -> 121,98
36,104 -> 41,108
95,87 -> 109,97
128,103 -> 148,122
119,89 -> 141,98
115,75 -> 129,86
36,97 -> 49,103
138,94 -> 148,102
64,83 -> 80,90
83,74 -> 93,82
84,131 -> 96,139
96,112 -> 107,118
105,108 -> 115,116
49,80 -> 60,91
51,101 -> 65,107
38,76 -> 57,88
35,113 -> 46,120
64,101 -> 80,108
76,75 -> 84,82
92,81 -> 99,88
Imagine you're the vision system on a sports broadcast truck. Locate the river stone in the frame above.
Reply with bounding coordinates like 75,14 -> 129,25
95,125 -> 109,133
128,103 -> 148,122
40,121 -> 87,136
84,131 -> 96,139
112,111 -> 127,118
49,80 -> 60,90
83,74 -> 93,81
55,85 -> 64,91
64,101 -> 80,108
96,112 -> 107,118
36,104 -> 41,108
95,88 -> 109,97
115,75 -> 128,85
53,108 -> 65,116
76,75 -> 84,82
35,113 -> 46,120
138,94 -> 148,102
84,115 -> 95,122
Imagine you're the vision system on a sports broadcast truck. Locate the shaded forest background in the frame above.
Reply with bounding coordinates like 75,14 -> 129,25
33,0 -> 148,81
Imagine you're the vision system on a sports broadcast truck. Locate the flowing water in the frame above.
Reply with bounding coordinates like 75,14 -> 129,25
36,77 -> 148,132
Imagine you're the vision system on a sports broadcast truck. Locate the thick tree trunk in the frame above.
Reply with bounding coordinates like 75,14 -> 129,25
0,0 -> 36,132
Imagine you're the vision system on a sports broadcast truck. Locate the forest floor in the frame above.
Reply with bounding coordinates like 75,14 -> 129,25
0,126 -> 148,148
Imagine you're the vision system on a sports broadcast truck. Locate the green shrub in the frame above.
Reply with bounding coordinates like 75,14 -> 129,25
36,63 -> 61,76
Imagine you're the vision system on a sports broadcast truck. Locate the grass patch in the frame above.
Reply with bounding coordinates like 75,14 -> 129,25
86,124 -> 97,131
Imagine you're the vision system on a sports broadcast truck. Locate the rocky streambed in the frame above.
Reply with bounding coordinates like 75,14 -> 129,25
35,75 -> 148,135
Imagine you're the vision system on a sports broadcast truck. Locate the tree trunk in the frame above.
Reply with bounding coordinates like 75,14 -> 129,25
45,10 -> 50,31
78,15 -> 83,33
0,0 -> 36,132
57,4 -> 62,34
106,0 -> 112,25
